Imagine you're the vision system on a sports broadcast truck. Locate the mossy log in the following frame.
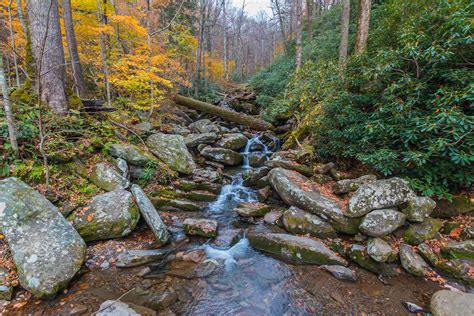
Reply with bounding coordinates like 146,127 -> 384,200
173,94 -> 272,131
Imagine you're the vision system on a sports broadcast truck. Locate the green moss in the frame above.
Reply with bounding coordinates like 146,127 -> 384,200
404,218 -> 442,245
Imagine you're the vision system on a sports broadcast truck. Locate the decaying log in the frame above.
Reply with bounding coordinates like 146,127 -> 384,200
173,94 -> 272,131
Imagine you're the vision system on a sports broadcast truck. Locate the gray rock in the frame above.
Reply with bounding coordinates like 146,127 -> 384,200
431,290 -> 474,316
189,119 -> 220,133
96,301 -> 140,316
248,232 -> 347,266
68,189 -> 140,242
404,218 -> 442,245
268,168 -> 360,234
347,178 -> 416,217
402,196 -> 436,222
215,133 -> 248,150
282,206 -> 337,238
157,199 -> 204,212
264,210 -> 284,226
359,209 -> 406,237
116,249 -> 168,268
367,238 -> 393,262
248,152 -> 267,168
0,178 -> 86,299
0,269 -> 12,300
332,175 -> 377,195
116,158 -> 129,180
146,133 -> 196,174
265,160 -> 313,177
347,244 -> 396,276
184,133 -> 218,147
314,162 -> 336,174
133,121 -> 153,132
193,168 -> 222,183
200,147 -> 243,166
235,202 -> 272,217
432,195 -> 473,219
169,123 -> 191,136
399,244 -> 428,276
183,219 -> 218,237
90,162 -> 130,191
441,240 -> 474,260
109,143 -> 158,167
320,265 -> 357,282
131,185 -> 169,245
242,167 -> 271,186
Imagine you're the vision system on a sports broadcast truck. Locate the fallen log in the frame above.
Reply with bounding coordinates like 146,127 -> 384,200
173,94 -> 272,131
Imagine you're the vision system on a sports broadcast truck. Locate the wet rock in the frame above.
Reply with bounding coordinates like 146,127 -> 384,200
404,218 -> 442,245
347,178 -> 416,218
108,143 -> 158,167
68,304 -> 88,315
131,185 -> 169,245
431,290 -> 474,316
116,249 -> 168,268
190,119 -> 220,134
359,209 -> 406,237
258,186 -> 271,202
200,147 -> 243,166
0,269 -> 12,301
193,168 -> 222,183
90,162 -> 129,191
183,219 -> 218,237
248,152 -> 267,168
402,196 -> 436,222
441,240 -> 474,260
215,133 -> 248,150
242,167 -> 270,186
155,199 -> 204,212
265,160 -> 313,177
320,265 -> 357,282
69,189 -> 140,242
235,202 -> 272,217
282,206 -> 337,238
0,177 -> 86,299
332,175 -> 377,195
96,301 -> 141,316
264,210 -> 284,226
432,195 -> 473,218
182,249 -> 207,263
175,180 -> 222,194
213,229 -> 243,248
146,133 -> 196,174
184,133 -> 218,147
256,175 -> 271,188
314,162 -> 336,175
268,168 -> 359,234
179,190 -> 217,202
399,244 -> 428,276
248,232 -> 347,266
367,238 -> 393,262
347,244 -> 396,276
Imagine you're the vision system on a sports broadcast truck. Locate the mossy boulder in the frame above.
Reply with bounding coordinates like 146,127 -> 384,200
404,218 -> 442,245
183,218 -> 218,237
235,202 -> 272,217
265,160 -> 313,177
200,147 -> 243,166
108,143 -> 158,167
402,196 -> 436,222
242,167 -> 271,186
248,152 -> 267,168
0,177 -> 86,299
347,244 -> 397,276
248,232 -> 347,266
90,162 -> 130,191
189,119 -> 220,134
332,175 -> 377,195
175,180 -> 222,194
431,195 -> 473,219
215,133 -> 248,150
347,178 -> 416,218
399,244 -> 428,276
282,206 -> 337,238
359,209 -> 406,237
184,133 -> 218,147
146,133 -> 196,174
367,238 -> 393,262
441,240 -> 474,260
68,189 -> 140,242
431,290 -> 474,316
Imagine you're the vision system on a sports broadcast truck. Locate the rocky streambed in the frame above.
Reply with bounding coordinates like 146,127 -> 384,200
0,103 -> 473,315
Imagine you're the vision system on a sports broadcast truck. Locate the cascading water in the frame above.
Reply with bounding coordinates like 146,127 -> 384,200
242,135 -> 271,169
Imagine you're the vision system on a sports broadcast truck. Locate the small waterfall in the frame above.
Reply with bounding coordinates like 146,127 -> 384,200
207,173 -> 257,213
242,135 -> 271,169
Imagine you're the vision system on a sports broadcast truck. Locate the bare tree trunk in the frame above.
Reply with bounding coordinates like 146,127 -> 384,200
295,0 -> 303,71
195,0 -> 207,97
355,0 -> 371,54
272,0 -> 287,52
8,0 -> 21,87
339,0 -> 350,66
109,0 -> 130,55
27,0 -> 69,115
146,0 -> 154,117
0,53 -> 19,156
306,0 -> 313,40
97,0 -> 111,107
62,0 -> 87,98
222,0 -> 228,80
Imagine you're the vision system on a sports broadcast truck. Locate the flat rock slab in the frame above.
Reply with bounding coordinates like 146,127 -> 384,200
248,232 -> 347,266
116,249 -> 168,268
0,177 -> 86,299
200,147 -> 243,166
108,143 -> 158,167
90,162 -> 129,191
282,206 -> 336,238
147,133 -> 196,174
431,290 -> 474,316
235,202 -> 272,217
183,219 -> 218,237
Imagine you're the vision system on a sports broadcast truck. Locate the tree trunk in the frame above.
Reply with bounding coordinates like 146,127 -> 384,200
306,0 -> 313,40
222,0 -> 228,80
97,0 -> 111,107
26,0 -> 69,115
0,53 -> 19,156
8,1 -> 21,87
355,0 -> 371,54
295,0 -> 303,71
174,95 -> 272,131
62,0 -> 87,98
195,0 -> 207,97
339,0 -> 350,66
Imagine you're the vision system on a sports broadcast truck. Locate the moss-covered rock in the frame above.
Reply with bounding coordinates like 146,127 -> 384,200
359,209 -> 406,237
215,133 -> 248,150
200,147 -> 243,166
265,160 -> 313,177
432,195 -> 473,219
243,167 -> 271,186
402,196 -> 436,223
248,232 -> 347,266
282,206 -> 337,238
404,218 -> 442,245
184,133 -> 218,147
441,240 -> 474,260
68,189 -> 140,242
399,244 -> 428,276
90,162 -> 129,191
332,175 -> 377,195
146,133 -> 196,174
183,218 -> 218,237
235,202 -> 272,217
175,180 -> 222,194
367,238 -> 393,262
248,152 -> 267,168
347,244 -> 397,276
108,143 -> 158,167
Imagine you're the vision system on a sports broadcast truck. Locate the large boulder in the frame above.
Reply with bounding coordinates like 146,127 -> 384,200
402,196 -> 436,222
235,202 -> 272,217
184,133 -> 218,147
108,143 -> 158,167
131,185 -> 169,245
359,209 -> 406,237
282,207 -> 337,238
248,232 -> 347,266
146,133 -> 196,174
68,189 -> 140,242
189,119 -> 220,134
200,147 -> 243,166
399,244 -> 428,276
432,195 -> 473,218
347,178 -> 416,217
431,290 -> 474,316
183,218 -> 218,237
265,160 -> 313,177
0,178 -> 86,299
441,240 -> 474,260
242,167 -> 271,186
268,168 -> 361,234
404,218 -> 442,245
332,175 -> 377,195
90,162 -> 130,191
215,133 -> 248,150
